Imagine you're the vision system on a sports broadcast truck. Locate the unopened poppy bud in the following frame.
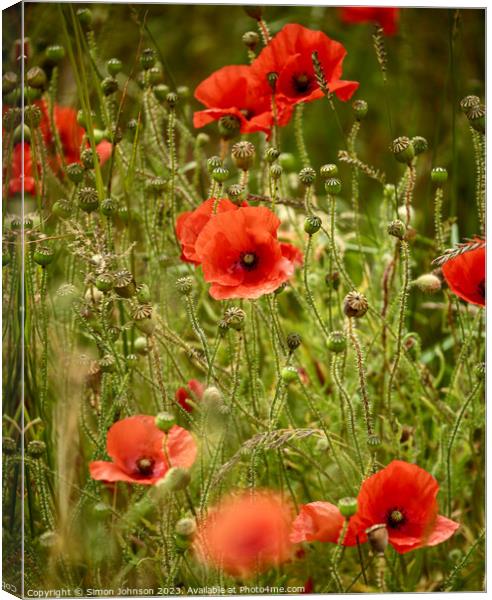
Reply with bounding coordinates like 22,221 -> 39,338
66,162 -> 84,183
286,333 -> 302,352
99,354 -> 116,373
460,95 -> 480,113
160,467 -> 191,491
196,132 -> 209,148
326,331 -> 347,353
242,30 -> 259,51
474,362 -> 485,380
278,152 -> 296,171
24,105 -> 42,128
391,136 -> 415,164
202,386 -> 222,405
166,92 -> 179,108
175,517 -> 196,538
137,283 -> 151,303
27,66 -> 47,89
465,103 -> 485,134
281,366 -> 299,384
224,306 -> 246,331
352,99 -> 368,120
338,497 -> 358,518
270,164 -> 283,180
227,184 -> 244,200
76,108 -> 96,129
77,8 -> 93,27
107,57 -> 123,76
155,411 -> 176,433
153,83 -> 169,102
3,71 -> 18,94
324,178 -> 342,195
114,269 -> 136,298
34,246 -> 54,267
299,167 -> 316,186
101,197 -> 117,217
13,124 -> 31,144
387,219 -> 406,240
134,336 -> 148,355
28,440 -> 46,457
95,273 -> 114,293
232,141 -> 255,171
176,276 -> 193,296
304,215 -> 321,235
267,71 -> 278,91
244,6 -> 263,19
320,164 -> 338,179
412,136 -> 428,155
365,523 -> 388,555
315,438 -> 329,453
140,48 -> 156,70
101,76 -> 118,96
431,167 -> 448,185
413,273 -> 442,294
78,187 -> 99,213
343,291 -> 368,318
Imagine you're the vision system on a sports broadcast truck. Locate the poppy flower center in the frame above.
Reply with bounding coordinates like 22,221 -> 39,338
240,252 -> 259,270
136,457 -> 155,476
293,73 -> 312,93
240,108 -> 254,120
387,509 -> 406,529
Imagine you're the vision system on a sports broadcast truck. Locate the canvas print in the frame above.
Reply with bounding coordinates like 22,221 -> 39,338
2,2 -> 485,596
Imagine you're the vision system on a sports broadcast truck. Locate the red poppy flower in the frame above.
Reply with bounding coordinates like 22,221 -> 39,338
193,65 -> 274,135
175,379 -> 205,412
194,490 -> 294,578
89,415 -> 197,485
8,143 -> 36,196
340,7 -> 400,36
348,460 -> 459,553
194,206 -> 302,300
176,198 -> 241,264
441,240 -> 485,307
290,501 -> 345,544
251,24 -> 359,124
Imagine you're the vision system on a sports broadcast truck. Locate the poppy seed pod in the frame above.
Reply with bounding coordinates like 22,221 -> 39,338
365,523 -> 388,555
320,164 -> 338,179
343,291 -> 368,318
460,95 -> 480,113
3,71 -> 18,94
24,105 -> 42,128
412,136 -> 428,156
80,148 -> 98,170
95,273 -> 114,293
211,166 -> 230,183
265,146 -> 280,163
206,156 -> 222,173
431,167 -> 448,185
176,276 -> 193,296
100,197 -> 117,217
66,162 -> 84,184
133,305 -> 156,335
299,166 -> 316,186
270,164 -> 283,180
304,215 -> 322,235
324,178 -> 342,195
465,103 -> 485,134
107,57 -> 123,76
140,48 -> 156,70
126,353 -> 139,368
326,331 -> 347,353
224,306 -> 246,331
474,362 -> 485,381
3,437 -> 16,455
78,187 -> 99,213
155,411 -> 177,433
26,66 -> 47,90
27,440 -> 46,457
99,354 -> 116,374
160,467 -> 191,492
391,136 -> 415,164
387,219 -> 406,240
231,141 -> 255,171
227,184 -> 244,200
166,92 -> 179,109
113,269 -> 136,298
367,434 -> 382,450
352,99 -> 368,120
218,115 -> 241,139
153,84 -> 169,102
242,30 -> 259,51
325,271 -> 340,290
281,366 -> 299,384
134,336 -> 148,355
286,333 -> 302,352
34,246 -> 55,267
101,76 -> 118,96
338,497 -> 358,518
77,8 -> 92,27
413,273 -> 442,294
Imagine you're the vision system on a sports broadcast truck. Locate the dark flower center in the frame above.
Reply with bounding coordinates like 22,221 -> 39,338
478,278 -> 485,300
240,252 -> 259,271
240,108 -> 254,120
136,456 -> 155,476
293,73 -> 312,93
387,508 -> 406,529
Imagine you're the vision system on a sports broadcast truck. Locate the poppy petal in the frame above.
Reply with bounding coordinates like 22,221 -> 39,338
166,425 -> 197,468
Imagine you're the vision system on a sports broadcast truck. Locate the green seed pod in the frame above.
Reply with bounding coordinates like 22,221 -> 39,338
95,273 -> 114,293
3,107 -> 22,132
242,30 -> 259,51
34,246 -> 54,267
196,132 -> 210,148
175,517 -> 196,539
387,219 -> 406,240
465,103 -> 485,134
166,92 -> 179,108
338,497 -> 358,518
27,440 -> 46,457
352,99 -> 368,120
146,177 -> 168,193
343,291 -> 368,318
460,95 -> 480,113
320,164 -> 338,179
13,124 -> 31,144
134,336 -> 148,355
137,283 -> 151,303
3,71 -> 18,94
160,467 -> 191,492
227,184 -> 244,200
278,152 -> 296,171
431,167 -> 448,186
206,156 -> 222,173
26,66 -> 47,90
76,108 -> 96,129
140,48 -> 156,71
66,162 -> 84,184
10,217 -> 22,231
304,215 -> 322,235
3,437 -> 16,455
107,57 -> 123,76
324,177 -> 342,195
153,83 -> 170,102
224,307 -> 246,331
286,333 -> 301,352
367,434 -> 381,451
133,304 -> 156,335
78,187 -> 99,213
76,8 -> 93,27
177,85 -> 190,99
46,45 -> 65,63
299,166 -> 316,186
80,148 -> 99,170
411,136 -> 428,155
24,86 -> 42,103
281,366 -> 298,384
126,353 -> 139,368
269,164 -> 283,180
211,166 -> 230,183
114,269 -> 136,298
413,273 -> 442,294
101,76 -> 118,96
176,276 -> 193,296
155,411 -> 176,433
100,197 -> 117,217
326,331 -> 347,353
99,354 -> 116,373
391,136 -> 415,164
218,115 -> 241,139
265,146 -> 280,164
231,141 -> 255,171
24,105 -> 42,128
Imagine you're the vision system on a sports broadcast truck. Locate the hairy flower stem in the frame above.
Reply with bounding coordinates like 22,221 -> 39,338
434,187 -> 445,253
167,105 -> 178,239
346,318 -> 374,438
294,103 -> 310,167
471,128 -> 485,233
39,268 -> 49,415
348,121 -> 363,255
386,240 -> 410,431
403,164 -> 416,227
303,236 -> 329,338
330,518 -> 348,592
184,294 -> 211,371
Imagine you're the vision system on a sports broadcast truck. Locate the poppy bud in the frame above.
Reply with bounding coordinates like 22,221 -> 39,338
160,467 -> 191,491
114,269 -> 136,298
101,76 -> 118,96
218,115 -> 241,139
176,276 -> 193,296
365,523 -> 388,555
326,331 -> 346,353
391,136 -> 415,164
26,66 -> 47,90
175,517 -> 196,539
224,306 -> 246,331
13,124 -> 31,144
278,152 -> 296,171
137,283 -> 151,303
99,354 -> 116,373
352,99 -> 368,120
413,273 -> 442,294
281,366 -> 299,384
107,57 -> 122,76
153,83 -> 169,102
134,336 -> 148,355
231,141 -> 255,171
320,164 -> 338,179
77,8 -> 93,27
196,133 -> 209,148
244,6 -> 263,20
100,197 -> 117,217
286,333 -> 302,352
34,246 -> 54,267
338,497 -> 358,518
460,95 -> 480,113
3,71 -> 18,94
155,411 -> 176,433
304,215 -> 321,235
270,164 -> 283,180
202,386 -> 222,406
242,30 -> 259,51
403,332 -> 421,360
66,162 -> 84,184
211,167 -> 230,183
227,184 -> 244,200
166,92 -> 179,108
24,105 -> 42,128
265,146 -> 280,163
324,178 -> 342,195
140,48 -> 156,70
27,440 -> 46,457
387,219 -> 406,240
343,291 -> 368,318
78,187 -> 99,213
412,136 -> 428,155
299,166 -> 316,186
95,273 -> 114,293
465,103 -> 485,134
